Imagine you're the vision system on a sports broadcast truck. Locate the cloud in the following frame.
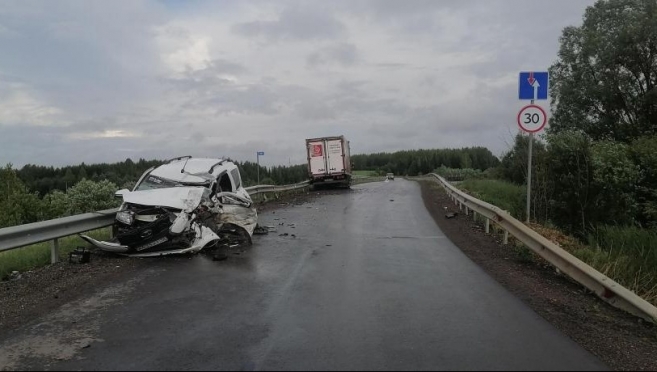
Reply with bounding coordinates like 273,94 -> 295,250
67,130 -> 140,140
0,0 -> 598,169
307,43 -> 358,67
0,83 -> 66,126
232,5 -> 345,41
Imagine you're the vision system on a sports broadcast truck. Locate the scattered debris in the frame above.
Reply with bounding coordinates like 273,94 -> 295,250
390,199 -> 394,202
326,244 -> 332,247
9,271 -> 21,281
68,247 -> 91,264
279,233 -> 289,236
253,225 -> 269,235
445,212 -> 458,219
291,234 -> 296,238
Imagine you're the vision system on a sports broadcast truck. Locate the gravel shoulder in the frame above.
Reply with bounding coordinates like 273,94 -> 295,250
418,179 -> 657,371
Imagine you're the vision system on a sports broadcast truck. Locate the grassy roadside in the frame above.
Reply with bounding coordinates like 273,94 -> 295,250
0,228 -> 111,281
459,179 -> 525,219
454,178 -> 657,306
352,170 -> 379,177
352,176 -> 386,185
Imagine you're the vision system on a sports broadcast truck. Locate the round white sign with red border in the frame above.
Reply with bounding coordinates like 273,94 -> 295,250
517,104 -> 547,133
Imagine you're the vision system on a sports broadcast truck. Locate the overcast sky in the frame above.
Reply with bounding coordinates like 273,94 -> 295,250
0,0 -> 596,168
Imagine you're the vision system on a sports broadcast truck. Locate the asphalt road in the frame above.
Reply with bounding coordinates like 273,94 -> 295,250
1,179 -> 607,371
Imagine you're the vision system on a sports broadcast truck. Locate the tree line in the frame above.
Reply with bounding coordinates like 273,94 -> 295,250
14,158 -> 307,197
351,147 -> 500,176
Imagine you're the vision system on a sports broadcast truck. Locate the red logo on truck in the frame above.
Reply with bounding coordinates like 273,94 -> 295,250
311,144 -> 323,157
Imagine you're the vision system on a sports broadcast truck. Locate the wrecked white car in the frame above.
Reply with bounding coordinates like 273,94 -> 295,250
80,156 -> 257,257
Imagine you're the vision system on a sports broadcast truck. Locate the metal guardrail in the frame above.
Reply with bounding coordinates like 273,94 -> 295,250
0,208 -> 119,260
0,181 -> 311,259
429,173 -> 657,323
245,180 -> 310,195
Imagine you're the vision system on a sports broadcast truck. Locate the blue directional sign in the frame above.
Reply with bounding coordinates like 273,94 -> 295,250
257,151 -> 265,156
519,72 -> 549,100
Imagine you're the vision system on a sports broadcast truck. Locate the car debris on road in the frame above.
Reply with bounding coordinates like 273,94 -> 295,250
80,156 -> 257,257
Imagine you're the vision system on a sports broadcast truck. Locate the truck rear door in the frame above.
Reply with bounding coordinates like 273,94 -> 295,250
326,139 -> 344,175
308,140 -> 327,176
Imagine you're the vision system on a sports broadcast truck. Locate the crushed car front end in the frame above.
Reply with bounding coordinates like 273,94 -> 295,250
80,157 -> 257,257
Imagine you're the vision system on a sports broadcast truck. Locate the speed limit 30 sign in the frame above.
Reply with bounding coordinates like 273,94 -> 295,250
517,104 -> 547,133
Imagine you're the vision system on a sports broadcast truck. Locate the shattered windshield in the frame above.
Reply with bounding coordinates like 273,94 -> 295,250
135,175 -> 208,191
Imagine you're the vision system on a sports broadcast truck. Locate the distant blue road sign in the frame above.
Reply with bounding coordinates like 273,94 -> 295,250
257,151 -> 265,156
519,72 -> 549,100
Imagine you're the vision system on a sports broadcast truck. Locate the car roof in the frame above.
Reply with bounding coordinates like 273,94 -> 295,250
150,157 -> 236,184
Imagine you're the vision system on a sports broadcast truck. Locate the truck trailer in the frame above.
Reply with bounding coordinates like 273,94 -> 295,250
305,136 -> 352,188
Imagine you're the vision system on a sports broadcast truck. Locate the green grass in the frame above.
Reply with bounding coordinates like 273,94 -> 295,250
352,176 -> 387,185
583,226 -> 657,304
352,170 -> 379,177
0,227 -> 111,281
458,179 -> 526,219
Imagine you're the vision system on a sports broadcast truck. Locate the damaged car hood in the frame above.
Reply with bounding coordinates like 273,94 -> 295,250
121,187 -> 209,211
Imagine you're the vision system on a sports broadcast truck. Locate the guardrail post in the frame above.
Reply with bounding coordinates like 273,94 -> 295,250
503,230 -> 509,245
51,238 -> 59,264
465,206 -> 468,216
473,211 -> 477,221
485,218 -> 490,234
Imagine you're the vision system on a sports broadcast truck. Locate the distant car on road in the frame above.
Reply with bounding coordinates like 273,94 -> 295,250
386,173 -> 395,180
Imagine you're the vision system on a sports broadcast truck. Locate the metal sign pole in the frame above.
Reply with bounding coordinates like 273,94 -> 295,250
527,133 -> 533,223
526,99 -> 534,223
519,71 -> 548,223
257,153 -> 260,185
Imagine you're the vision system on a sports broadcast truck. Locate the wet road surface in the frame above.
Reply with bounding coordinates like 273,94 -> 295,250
1,179 -> 607,370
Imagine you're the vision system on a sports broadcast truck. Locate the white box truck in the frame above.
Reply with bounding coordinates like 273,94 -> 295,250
306,136 -> 352,188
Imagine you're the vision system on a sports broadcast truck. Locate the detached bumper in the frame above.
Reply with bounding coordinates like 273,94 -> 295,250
79,235 -> 129,253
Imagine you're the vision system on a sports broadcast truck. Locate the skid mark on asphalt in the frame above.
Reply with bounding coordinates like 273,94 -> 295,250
0,271 -> 154,371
